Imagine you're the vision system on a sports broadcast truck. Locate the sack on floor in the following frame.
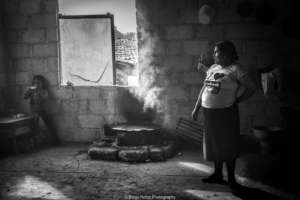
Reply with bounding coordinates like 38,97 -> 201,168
88,146 -> 118,161
118,146 -> 149,162
149,145 -> 166,161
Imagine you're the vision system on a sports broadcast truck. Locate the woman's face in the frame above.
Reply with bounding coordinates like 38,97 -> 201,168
33,79 -> 43,89
213,46 -> 223,65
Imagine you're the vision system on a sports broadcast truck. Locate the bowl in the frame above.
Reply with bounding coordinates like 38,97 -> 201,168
252,126 -> 282,141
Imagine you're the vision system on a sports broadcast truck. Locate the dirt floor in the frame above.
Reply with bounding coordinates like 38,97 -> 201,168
0,143 -> 298,200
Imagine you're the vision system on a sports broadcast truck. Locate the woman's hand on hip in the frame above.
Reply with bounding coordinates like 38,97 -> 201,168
192,108 -> 200,121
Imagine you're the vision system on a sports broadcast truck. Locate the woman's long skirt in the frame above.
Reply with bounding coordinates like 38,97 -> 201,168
202,104 -> 240,162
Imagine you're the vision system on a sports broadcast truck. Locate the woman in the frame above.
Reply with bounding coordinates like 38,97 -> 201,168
192,41 -> 256,189
24,75 -> 60,144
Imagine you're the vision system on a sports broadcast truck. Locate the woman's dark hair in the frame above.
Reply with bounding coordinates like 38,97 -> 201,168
215,41 -> 239,62
32,75 -> 48,89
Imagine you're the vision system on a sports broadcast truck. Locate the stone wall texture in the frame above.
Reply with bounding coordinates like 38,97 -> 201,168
1,0 -> 297,141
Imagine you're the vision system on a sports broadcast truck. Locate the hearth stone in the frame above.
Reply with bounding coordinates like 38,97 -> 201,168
88,124 -> 177,162
110,124 -> 162,146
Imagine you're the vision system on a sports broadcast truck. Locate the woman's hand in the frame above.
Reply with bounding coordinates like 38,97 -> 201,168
24,88 -> 34,99
192,108 -> 200,121
197,61 -> 208,73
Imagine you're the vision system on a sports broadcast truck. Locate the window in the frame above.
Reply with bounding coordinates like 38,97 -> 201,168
58,0 -> 138,87
59,14 -> 115,86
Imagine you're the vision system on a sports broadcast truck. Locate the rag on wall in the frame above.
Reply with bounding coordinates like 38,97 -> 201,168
260,68 -> 281,96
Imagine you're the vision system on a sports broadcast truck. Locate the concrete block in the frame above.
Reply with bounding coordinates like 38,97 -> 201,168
0,73 -> 6,86
0,59 -> 5,73
164,72 -> 182,85
195,25 -> 223,40
156,10 -> 178,25
30,15 -> 44,28
54,114 -> 74,130
166,86 -> 189,101
164,55 -> 193,72
224,24 -> 276,40
31,58 -> 47,73
89,100 -> 108,114
246,41 -> 273,56
87,88 -> 101,99
9,44 -> 31,58
78,100 -> 89,114
14,58 -> 32,72
183,72 -> 202,85
99,87 -> 118,99
53,87 -> 73,99
4,31 -> 22,43
238,54 -> 257,69
46,71 -> 58,86
165,41 -> 182,55
73,87 -> 89,99
47,57 -> 58,72
183,40 -> 210,55
103,114 -> 127,125
45,99 -> 61,114
7,74 -> 16,86
22,29 -> 45,43
46,28 -> 57,42
61,99 -> 79,113
165,25 -> 193,40
5,16 -> 29,29
4,0 -> 19,14
19,0 -> 41,15
231,40 -> 246,56
45,14 -> 57,27
165,0 -> 188,10
44,0 -> 58,13
214,9 -> 241,24
32,43 -> 57,57
78,114 -> 104,128
16,71 -> 32,85
0,41 -> 4,58
178,7 -> 197,24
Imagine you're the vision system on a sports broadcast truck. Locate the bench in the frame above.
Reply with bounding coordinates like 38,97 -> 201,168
175,117 -> 204,146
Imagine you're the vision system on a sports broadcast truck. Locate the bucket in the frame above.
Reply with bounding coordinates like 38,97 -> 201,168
252,126 -> 284,154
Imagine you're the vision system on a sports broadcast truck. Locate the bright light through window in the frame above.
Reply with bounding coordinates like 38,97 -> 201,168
58,0 -> 138,87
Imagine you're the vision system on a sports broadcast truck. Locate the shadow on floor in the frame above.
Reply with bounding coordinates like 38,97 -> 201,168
232,185 -> 286,200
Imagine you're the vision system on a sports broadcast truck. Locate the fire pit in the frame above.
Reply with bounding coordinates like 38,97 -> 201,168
88,124 -> 177,162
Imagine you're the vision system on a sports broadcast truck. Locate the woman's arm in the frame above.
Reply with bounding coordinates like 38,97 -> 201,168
192,86 -> 204,120
236,73 -> 256,102
195,87 -> 204,111
24,89 -> 33,99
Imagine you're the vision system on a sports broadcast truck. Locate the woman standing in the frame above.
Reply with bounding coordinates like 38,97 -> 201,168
24,75 -> 60,144
192,41 -> 256,189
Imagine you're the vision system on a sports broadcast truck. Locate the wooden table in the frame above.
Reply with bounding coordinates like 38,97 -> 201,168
0,115 -> 35,153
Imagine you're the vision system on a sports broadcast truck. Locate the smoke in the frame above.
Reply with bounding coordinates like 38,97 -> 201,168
126,11 -> 167,123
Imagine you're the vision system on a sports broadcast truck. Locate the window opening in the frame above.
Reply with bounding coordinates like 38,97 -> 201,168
58,0 -> 138,87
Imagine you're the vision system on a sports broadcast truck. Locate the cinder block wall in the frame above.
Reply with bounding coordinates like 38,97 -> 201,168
1,0 -> 295,141
2,0 -> 131,141
136,0 -> 295,133
0,12 -> 7,114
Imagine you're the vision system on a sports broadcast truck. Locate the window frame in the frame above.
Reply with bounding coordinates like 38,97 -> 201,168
58,13 -> 116,86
